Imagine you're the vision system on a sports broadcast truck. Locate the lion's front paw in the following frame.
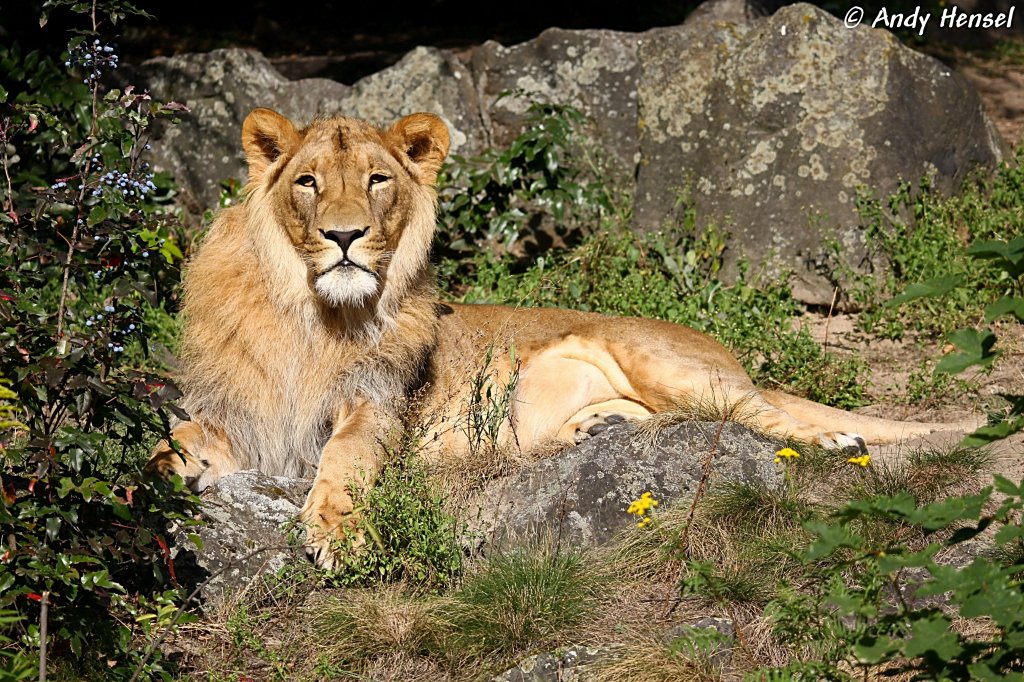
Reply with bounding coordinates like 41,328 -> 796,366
299,481 -> 363,570
145,442 -> 213,491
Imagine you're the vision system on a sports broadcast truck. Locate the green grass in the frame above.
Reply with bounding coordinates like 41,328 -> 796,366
324,446 -> 464,592
441,548 -> 603,661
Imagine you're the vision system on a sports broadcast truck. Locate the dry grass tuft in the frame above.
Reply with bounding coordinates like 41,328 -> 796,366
629,390 -> 770,452
592,634 -> 729,682
313,585 -> 450,679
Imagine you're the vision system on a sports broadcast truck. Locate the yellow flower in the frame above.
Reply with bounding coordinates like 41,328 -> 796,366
775,447 -> 801,464
628,492 -> 659,529
627,491 -> 658,517
847,454 -> 871,467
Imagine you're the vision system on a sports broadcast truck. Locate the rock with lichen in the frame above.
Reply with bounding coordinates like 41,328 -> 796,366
128,46 -> 481,218
633,3 -> 1007,304
177,421 -> 783,602
470,28 -> 642,176
465,421 -> 784,553
171,469 -> 311,608
130,0 -> 1007,303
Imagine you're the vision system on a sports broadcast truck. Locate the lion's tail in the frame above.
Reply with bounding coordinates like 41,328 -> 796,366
760,389 -> 984,444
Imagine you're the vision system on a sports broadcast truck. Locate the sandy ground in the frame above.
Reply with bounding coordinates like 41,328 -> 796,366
801,310 -> 1024,481
953,48 -> 1024,149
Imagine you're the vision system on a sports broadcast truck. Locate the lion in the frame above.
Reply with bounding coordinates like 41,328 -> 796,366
148,107 -> 979,568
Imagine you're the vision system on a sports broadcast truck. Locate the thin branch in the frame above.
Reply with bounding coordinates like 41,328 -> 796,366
0,120 -> 15,216
678,410 -> 729,555
55,0 -> 101,347
824,286 -> 839,354
38,591 -> 49,682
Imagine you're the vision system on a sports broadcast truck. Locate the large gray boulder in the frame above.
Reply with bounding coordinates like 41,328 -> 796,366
177,421 -> 782,601
171,470 -> 311,607
132,46 -> 481,215
634,3 -> 1007,303
131,2 -> 1007,303
467,421 -> 783,552
470,28 -> 642,174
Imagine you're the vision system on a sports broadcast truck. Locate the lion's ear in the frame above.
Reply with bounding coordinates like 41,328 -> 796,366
242,108 -> 301,181
386,113 -> 450,186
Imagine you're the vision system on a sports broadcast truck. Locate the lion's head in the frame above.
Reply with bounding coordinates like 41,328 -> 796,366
239,108 -> 450,316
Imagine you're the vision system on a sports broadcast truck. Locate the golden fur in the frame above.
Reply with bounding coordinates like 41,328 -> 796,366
148,108 -> 977,568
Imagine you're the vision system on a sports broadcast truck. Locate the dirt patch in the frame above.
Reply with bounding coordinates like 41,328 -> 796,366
800,310 -> 1024,480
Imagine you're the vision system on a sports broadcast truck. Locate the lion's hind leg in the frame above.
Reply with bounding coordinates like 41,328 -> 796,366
557,398 -> 654,443
760,389 -> 981,446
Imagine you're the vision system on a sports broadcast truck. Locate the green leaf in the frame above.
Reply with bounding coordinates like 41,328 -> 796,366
87,204 -> 109,226
803,521 -> 862,560
994,475 -> 1024,498
0,84 -> 7,103
906,490 -> 990,531
885,274 -> 963,307
853,634 -> 898,664
45,516 -> 61,541
935,328 -> 998,375
902,614 -> 961,660
968,235 -> 1024,278
984,296 -> 1024,323
961,415 -> 1024,448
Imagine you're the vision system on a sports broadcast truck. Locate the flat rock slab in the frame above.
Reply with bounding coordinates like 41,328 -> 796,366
468,421 -> 784,552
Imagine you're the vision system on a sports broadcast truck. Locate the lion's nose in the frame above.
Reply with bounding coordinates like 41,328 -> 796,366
323,228 -> 366,256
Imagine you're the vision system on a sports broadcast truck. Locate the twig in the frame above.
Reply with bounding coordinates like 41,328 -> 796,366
824,286 -> 839,354
677,410 -> 729,556
38,591 -> 49,682
128,543 -> 292,682
0,121 -> 15,216
55,0 -> 100,347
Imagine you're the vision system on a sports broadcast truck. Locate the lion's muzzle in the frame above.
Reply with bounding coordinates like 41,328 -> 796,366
323,228 -> 366,257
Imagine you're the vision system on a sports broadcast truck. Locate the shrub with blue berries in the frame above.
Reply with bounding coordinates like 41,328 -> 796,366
0,0 -> 201,678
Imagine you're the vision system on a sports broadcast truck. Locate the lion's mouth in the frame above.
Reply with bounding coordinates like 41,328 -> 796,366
323,259 -> 375,278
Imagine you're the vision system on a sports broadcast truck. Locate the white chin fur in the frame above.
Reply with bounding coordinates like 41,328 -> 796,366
315,268 -> 379,307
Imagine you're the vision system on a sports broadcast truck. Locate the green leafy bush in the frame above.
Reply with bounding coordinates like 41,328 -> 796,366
436,98 -> 627,289
886,232 -> 1024,446
325,447 -> 464,592
843,152 -> 1024,338
760,479 -> 1024,680
0,1 -> 200,678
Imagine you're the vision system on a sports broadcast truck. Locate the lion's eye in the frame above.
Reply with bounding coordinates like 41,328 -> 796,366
296,175 -> 317,189
368,173 -> 390,188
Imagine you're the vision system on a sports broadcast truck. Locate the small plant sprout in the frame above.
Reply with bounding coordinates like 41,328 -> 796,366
774,447 -> 801,464
627,491 -> 659,528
